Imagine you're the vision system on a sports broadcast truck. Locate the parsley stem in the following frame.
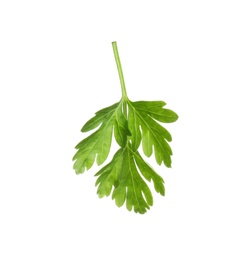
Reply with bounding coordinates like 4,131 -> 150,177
112,41 -> 128,99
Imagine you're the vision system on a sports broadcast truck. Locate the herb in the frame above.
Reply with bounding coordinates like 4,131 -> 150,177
73,42 -> 178,214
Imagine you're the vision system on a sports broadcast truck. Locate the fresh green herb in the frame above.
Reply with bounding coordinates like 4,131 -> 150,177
73,42 -> 178,214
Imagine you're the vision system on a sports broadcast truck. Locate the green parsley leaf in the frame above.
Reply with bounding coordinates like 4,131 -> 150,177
73,42 -> 178,213
128,100 -> 178,167
95,144 -> 164,214
73,101 -> 131,174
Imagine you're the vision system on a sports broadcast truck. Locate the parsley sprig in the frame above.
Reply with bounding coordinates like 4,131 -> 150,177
73,42 -> 178,214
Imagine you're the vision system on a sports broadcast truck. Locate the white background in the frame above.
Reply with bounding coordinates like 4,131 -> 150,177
1,0 -> 246,259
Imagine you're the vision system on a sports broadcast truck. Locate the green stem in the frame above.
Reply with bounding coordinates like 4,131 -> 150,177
112,41 -> 128,99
